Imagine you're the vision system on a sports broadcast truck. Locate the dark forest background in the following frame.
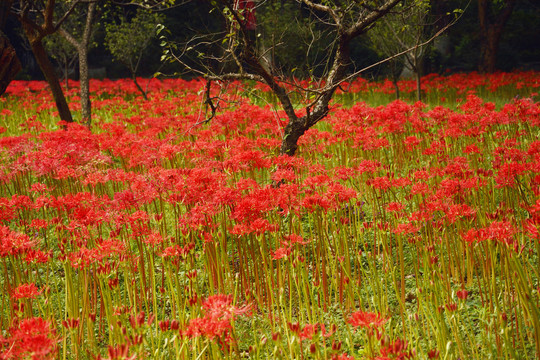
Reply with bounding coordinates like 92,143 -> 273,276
3,0 -> 540,82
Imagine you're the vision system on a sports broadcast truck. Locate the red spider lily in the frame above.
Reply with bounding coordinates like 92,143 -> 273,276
378,338 -> 414,360
0,317 -> 58,360
495,162 -> 527,188
28,183 -> 52,193
230,218 -> 279,236
456,289 -> 469,300
160,243 -> 195,259
357,159 -> 381,174
24,249 -> 52,264
293,322 -> 335,341
183,316 -> 232,341
369,176 -> 393,191
184,294 -> 251,341
411,182 -> 429,196
403,135 -> 421,151
462,220 -> 516,246
11,283 -> 42,300
463,144 -> 481,155
347,311 -> 387,329
68,239 -> 126,269
0,226 -> 36,258
393,222 -> 420,235
386,202 -> 404,213
144,232 -> 164,246
272,246 -> 292,260
202,294 -> 252,319
283,234 -> 310,245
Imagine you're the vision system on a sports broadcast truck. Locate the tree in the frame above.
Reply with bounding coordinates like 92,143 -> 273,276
58,0 -> 97,126
166,0 -> 404,156
105,9 -> 164,100
369,0 -> 432,101
12,0 -> 82,123
0,0 -> 22,96
478,0 -> 516,73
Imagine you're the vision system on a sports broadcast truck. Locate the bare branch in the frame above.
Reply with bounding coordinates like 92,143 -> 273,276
58,27 -> 79,49
54,0 -> 83,32
206,73 -> 265,82
298,0 -> 341,27
82,1 -> 96,46
348,0 -> 402,38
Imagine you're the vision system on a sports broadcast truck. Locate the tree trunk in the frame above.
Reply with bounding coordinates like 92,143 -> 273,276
132,74 -> 148,100
478,0 -> 516,73
220,0 -> 401,157
64,57 -> 69,91
279,37 -> 350,156
479,29 -> 500,73
415,69 -> 421,102
79,47 -> 91,126
29,38 -> 73,123
280,120 -> 308,156
393,79 -> 400,100
59,1 -> 95,127
0,32 -> 21,96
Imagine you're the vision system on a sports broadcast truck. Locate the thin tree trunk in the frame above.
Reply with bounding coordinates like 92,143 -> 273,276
79,47 -> 91,125
64,58 -> 69,91
415,69 -> 421,102
132,74 -> 148,100
29,39 -> 73,122
393,79 -> 400,100
59,1 -> 95,126
279,37 -> 350,156
0,32 -> 21,96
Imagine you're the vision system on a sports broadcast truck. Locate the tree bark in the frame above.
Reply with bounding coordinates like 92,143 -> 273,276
279,34 -> 350,156
478,0 -> 516,73
0,32 -> 21,96
60,1 -> 95,126
17,0 -> 77,123
79,47 -> 91,124
132,74 -> 148,100
28,37 -> 73,123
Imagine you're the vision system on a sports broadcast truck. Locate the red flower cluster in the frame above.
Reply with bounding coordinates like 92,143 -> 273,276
0,317 -> 58,359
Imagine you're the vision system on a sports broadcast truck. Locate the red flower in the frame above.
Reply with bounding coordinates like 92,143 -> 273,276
456,289 -> 469,300
347,311 -> 387,329
299,323 -> 318,340
0,317 -> 58,359
272,246 -> 292,260
183,294 -> 251,341
12,283 -> 42,300
386,202 -> 404,212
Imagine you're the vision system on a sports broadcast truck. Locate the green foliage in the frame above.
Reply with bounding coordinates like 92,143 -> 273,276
104,9 -> 164,75
43,32 -> 78,68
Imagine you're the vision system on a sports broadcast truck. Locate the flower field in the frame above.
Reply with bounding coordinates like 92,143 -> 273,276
0,72 -> 539,359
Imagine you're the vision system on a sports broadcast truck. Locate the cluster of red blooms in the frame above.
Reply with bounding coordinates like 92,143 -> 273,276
0,318 -> 58,359
183,294 -> 251,342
